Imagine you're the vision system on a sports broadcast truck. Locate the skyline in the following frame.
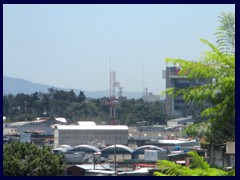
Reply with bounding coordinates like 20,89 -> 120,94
3,4 -> 235,95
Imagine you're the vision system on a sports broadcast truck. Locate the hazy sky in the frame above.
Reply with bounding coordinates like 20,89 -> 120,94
3,4 -> 235,95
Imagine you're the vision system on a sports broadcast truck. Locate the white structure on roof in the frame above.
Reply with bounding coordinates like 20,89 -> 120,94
73,164 -> 112,170
54,125 -> 128,148
157,139 -> 200,147
78,121 -> 96,126
167,116 -> 193,127
55,117 -> 67,123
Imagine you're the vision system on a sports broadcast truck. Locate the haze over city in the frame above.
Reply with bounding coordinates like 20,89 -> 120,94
3,4 -> 235,95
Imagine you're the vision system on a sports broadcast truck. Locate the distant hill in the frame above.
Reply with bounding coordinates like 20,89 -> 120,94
3,76 -> 144,99
3,76 -> 52,95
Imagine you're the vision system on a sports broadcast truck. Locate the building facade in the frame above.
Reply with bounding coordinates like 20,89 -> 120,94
163,66 -> 198,116
54,125 -> 128,148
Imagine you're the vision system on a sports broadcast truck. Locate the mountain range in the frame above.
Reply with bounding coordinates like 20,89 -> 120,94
3,76 -> 144,99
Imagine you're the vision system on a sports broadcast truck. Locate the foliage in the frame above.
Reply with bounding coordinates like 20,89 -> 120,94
162,12 -> 235,144
3,89 -> 169,126
154,150 -> 233,176
164,38 -> 235,144
3,89 -> 87,124
117,99 -> 168,125
215,12 -> 235,55
184,121 -> 210,138
3,141 -> 66,176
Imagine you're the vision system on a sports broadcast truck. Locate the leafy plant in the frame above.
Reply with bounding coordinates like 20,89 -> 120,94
163,38 -> 235,144
215,12 -> 235,55
4,142 -> 66,176
154,150 -> 233,176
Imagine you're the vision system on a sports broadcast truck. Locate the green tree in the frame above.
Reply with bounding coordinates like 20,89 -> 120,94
78,91 -> 86,103
117,99 -> 168,126
163,12 -> 235,144
4,142 -> 66,176
154,150 -> 234,176
215,12 -> 235,55
164,38 -> 235,144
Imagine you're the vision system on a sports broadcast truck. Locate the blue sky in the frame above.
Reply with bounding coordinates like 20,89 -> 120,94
3,4 -> 235,95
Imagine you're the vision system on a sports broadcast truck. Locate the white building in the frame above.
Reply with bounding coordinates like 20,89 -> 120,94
54,125 -> 128,148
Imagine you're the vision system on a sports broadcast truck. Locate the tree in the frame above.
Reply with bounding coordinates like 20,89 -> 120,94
78,91 -> 86,103
215,12 -> 235,55
4,142 -> 66,176
163,12 -> 235,144
154,150 -> 234,176
164,39 -> 235,144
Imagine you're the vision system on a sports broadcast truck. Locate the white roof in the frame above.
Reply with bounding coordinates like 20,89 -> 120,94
60,144 -> 72,149
55,125 -> 128,130
55,117 -> 67,123
78,121 -> 96,126
168,116 -> 192,122
74,164 -> 112,170
157,139 -> 196,144
118,168 -> 150,175
87,170 -> 116,174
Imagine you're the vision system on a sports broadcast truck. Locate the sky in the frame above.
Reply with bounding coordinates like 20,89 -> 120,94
3,4 -> 235,95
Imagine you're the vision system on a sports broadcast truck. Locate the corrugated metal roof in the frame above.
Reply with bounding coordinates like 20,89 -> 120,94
55,125 -> 128,130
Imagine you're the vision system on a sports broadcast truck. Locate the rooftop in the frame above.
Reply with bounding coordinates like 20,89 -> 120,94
55,125 -> 128,130
168,116 -> 192,122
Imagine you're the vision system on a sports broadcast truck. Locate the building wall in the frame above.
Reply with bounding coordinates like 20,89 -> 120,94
54,127 -> 59,148
208,144 -> 235,168
164,66 -> 197,116
54,128 -> 128,148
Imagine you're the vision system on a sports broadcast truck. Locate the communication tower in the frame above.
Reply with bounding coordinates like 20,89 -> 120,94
109,71 -> 117,124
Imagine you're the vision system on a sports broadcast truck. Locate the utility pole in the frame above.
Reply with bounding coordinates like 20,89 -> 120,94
114,130 -> 116,171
